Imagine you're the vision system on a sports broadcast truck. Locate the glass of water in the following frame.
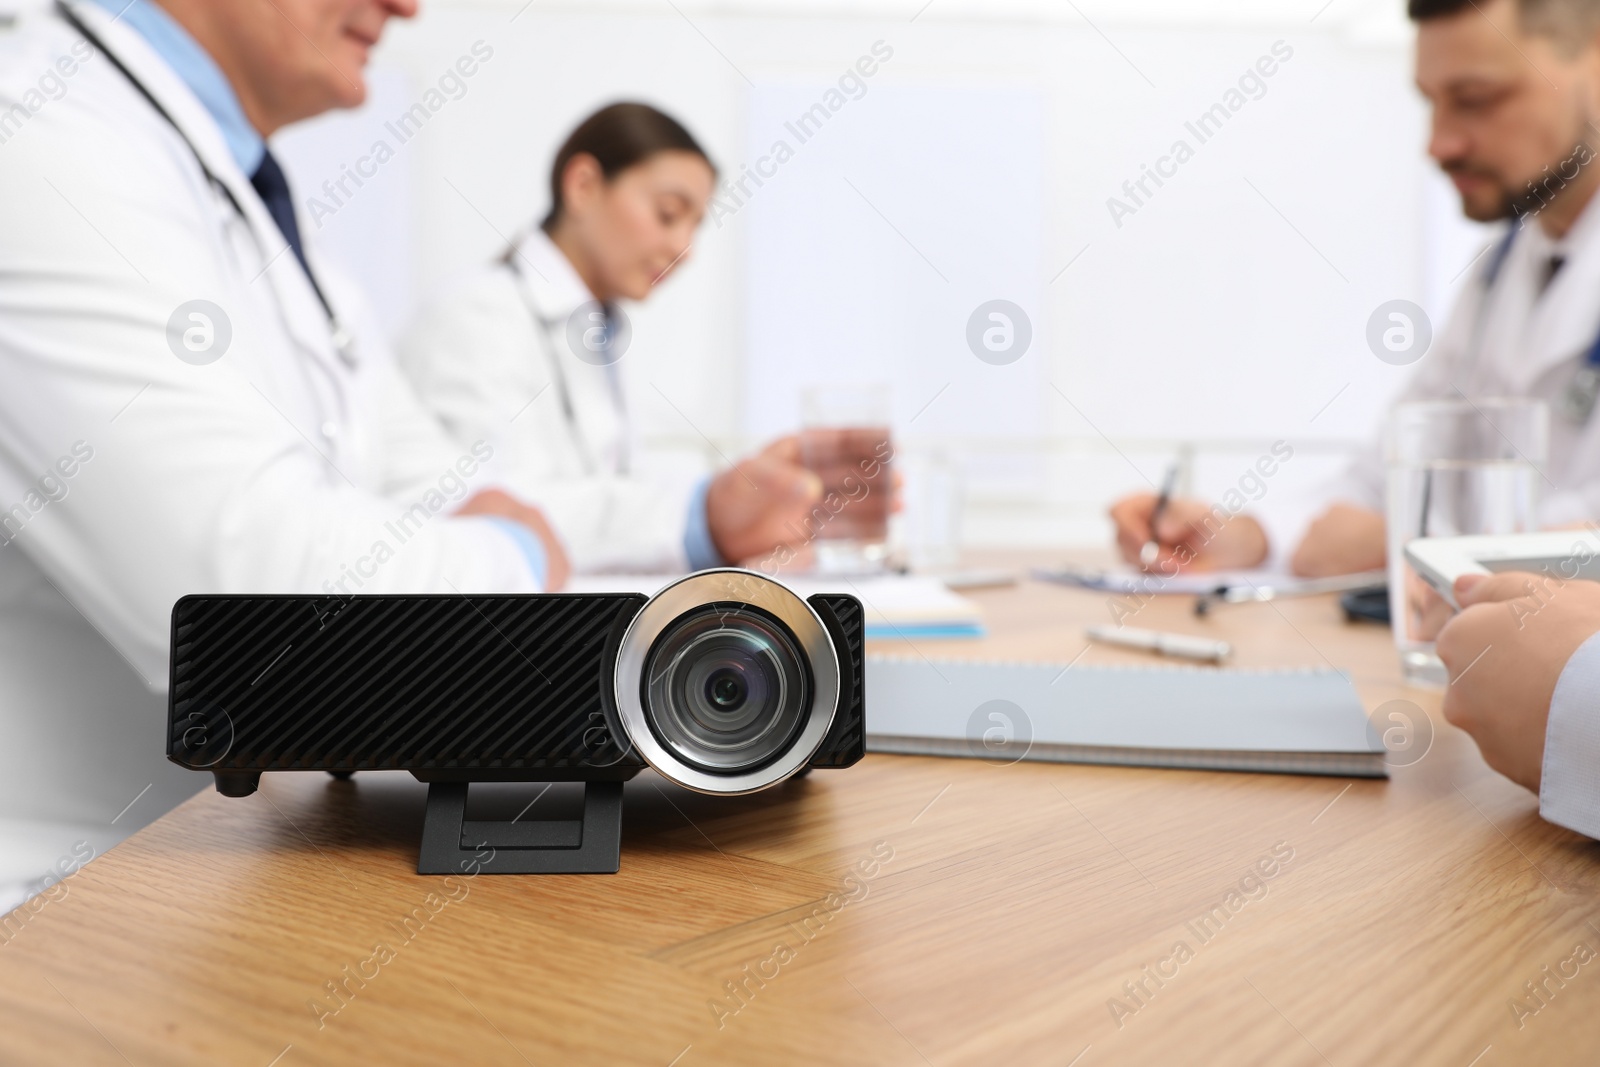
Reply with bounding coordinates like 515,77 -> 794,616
799,384 -> 894,575
1386,398 -> 1547,687
901,448 -> 964,572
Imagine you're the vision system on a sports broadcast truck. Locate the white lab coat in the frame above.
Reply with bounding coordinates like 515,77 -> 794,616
1545,633 -> 1600,839
0,5 -> 541,859
398,228 -> 705,575
1259,193 -> 1600,556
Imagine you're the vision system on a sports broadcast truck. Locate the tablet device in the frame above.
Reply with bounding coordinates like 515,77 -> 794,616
1403,529 -> 1600,609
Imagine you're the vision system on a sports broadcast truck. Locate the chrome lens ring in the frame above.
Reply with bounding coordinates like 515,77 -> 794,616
614,569 -> 841,795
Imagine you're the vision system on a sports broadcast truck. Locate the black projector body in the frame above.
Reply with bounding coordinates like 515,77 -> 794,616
167,569 -> 865,874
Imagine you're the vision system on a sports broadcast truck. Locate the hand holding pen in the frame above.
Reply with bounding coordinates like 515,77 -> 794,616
1109,471 -> 1271,573
1138,465 -> 1180,567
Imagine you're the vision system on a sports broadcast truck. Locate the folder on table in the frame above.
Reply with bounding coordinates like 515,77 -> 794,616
865,655 -> 1387,777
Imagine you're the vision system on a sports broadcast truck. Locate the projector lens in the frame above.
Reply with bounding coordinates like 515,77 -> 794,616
707,669 -> 747,710
644,604 -> 810,774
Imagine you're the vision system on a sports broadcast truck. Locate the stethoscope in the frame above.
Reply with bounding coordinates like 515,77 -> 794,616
54,0 -> 358,371
1472,223 -> 1600,423
504,248 -> 630,477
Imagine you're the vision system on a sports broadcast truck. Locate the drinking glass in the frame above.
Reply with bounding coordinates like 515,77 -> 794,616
1386,398 -> 1547,687
901,449 -> 963,572
799,385 -> 894,575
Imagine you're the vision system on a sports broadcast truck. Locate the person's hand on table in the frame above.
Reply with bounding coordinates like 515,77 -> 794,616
455,489 -> 572,591
1436,571 -> 1600,792
1108,493 -> 1268,572
1290,503 -> 1385,577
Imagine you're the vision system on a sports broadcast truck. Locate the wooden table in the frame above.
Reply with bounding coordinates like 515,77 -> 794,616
4,561 -> 1599,1066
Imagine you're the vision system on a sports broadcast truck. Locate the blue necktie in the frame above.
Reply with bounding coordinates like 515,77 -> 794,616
250,149 -> 313,283
1542,254 -> 1566,296
248,149 -> 352,364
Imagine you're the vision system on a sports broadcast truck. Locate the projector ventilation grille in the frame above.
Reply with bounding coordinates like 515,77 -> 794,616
168,594 -> 645,772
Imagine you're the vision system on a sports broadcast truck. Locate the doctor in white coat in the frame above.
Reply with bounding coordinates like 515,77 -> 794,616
1108,0 -> 1600,579
399,102 -> 828,576
0,0 -> 566,903
1428,0 -> 1600,845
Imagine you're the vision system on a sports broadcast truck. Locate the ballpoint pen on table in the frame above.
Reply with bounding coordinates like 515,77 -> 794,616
1084,624 -> 1231,663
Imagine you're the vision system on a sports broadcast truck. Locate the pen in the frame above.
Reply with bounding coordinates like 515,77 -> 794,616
937,569 -> 1019,590
1191,570 -> 1387,616
1140,464 -> 1181,568
1085,624 -> 1232,663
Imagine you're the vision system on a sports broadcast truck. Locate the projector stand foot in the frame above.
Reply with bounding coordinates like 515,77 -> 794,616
417,781 -> 623,875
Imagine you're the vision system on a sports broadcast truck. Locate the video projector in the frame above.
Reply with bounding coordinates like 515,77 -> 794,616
167,569 -> 865,874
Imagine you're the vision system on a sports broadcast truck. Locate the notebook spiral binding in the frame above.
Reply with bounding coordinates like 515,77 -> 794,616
866,652 -> 1345,677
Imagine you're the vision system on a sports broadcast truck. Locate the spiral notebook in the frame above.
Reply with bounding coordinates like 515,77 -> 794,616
865,655 -> 1387,778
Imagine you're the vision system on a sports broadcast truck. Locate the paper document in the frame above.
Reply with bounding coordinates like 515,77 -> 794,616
1031,564 -> 1381,598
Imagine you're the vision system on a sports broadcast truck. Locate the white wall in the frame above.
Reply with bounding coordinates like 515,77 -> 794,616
277,0 -> 1494,549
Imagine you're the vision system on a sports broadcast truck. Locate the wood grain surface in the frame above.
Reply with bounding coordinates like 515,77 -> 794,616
3,557 -> 1598,1066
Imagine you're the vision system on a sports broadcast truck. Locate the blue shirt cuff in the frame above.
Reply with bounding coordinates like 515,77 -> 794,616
683,476 -> 724,571
483,517 -> 549,589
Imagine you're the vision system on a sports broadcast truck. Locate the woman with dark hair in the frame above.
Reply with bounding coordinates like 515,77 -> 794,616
400,102 -> 824,574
